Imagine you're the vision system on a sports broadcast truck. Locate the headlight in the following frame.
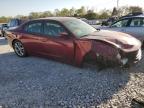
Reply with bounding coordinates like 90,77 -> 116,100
116,53 -> 121,59
121,58 -> 128,65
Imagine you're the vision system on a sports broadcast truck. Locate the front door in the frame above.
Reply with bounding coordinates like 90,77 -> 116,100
42,21 -> 75,63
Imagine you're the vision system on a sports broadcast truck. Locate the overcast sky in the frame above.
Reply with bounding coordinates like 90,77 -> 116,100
0,0 -> 144,17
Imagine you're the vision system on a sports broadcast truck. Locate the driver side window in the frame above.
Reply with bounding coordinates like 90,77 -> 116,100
44,22 -> 67,37
111,19 -> 129,27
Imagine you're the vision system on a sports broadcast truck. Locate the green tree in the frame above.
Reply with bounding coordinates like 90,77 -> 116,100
60,8 -> 70,16
76,6 -> 87,17
112,7 -> 118,16
0,16 -> 11,23
29,12 -> 40,19
54,9 -> 61,16
99,9 -> 111,19
40,11 -> 53,17
118,6 -> 129,16
69,7 -> 76,16
84,10 -> 97,19
128,6 -> 143,14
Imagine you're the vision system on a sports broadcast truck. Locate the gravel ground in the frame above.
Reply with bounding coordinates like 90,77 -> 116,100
0,37 -> 144,108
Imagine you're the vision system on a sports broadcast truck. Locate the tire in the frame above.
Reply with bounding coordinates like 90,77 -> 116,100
13,40 -> 27,57
142,41 -> 144,50
83,52 -> 117,70
82,53 -> 94,67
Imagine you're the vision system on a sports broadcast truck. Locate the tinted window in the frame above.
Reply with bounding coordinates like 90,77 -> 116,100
44,22 -> 66,37
111,19 -> 129,27
130,18 -> 144,27
25,22 -> 42,34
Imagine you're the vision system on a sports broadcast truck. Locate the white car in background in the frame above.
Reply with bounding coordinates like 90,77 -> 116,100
97,14 -> 144,47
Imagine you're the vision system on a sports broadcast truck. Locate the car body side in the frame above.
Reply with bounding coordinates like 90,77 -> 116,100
6,18 -> 142,67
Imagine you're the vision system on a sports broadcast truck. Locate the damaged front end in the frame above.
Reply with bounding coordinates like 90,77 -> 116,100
118,49 -> 142,66
87,40 -> 142,67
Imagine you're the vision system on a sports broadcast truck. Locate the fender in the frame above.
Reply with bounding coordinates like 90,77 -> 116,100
74,39 -> 120,66
74,40 -> 92,66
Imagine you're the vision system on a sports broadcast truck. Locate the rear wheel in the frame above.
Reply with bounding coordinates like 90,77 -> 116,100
83,54 -> 97,68
13,40 -> 27,57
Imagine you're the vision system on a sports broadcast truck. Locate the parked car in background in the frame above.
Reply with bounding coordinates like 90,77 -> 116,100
7,18 -> 27,30
2,18 -> 28,38
6,17 -> 142,67
0,23 -> 8,37
80,18 -> 88,22
98,14 -> 144,48
101,17 -> 118,26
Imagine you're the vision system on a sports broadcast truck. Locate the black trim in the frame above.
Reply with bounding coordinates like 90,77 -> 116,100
21,19 -> 75,39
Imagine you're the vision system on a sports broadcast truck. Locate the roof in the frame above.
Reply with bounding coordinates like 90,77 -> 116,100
33,17 -> 78,22
121,14 -> 144,19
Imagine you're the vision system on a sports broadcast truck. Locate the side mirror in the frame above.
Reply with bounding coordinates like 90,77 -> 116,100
60,32 -> 69,39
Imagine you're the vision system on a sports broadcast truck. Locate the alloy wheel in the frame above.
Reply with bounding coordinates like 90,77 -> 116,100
14,41 -> 25,57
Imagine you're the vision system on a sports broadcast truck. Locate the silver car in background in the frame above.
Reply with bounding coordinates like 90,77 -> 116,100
98,14 -> 144,47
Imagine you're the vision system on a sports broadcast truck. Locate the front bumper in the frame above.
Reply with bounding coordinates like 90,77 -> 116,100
119,49 -> 142,66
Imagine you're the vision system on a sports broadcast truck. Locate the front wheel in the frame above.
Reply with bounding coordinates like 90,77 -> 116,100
142,41 -> 144,50
13,41 -> 27,57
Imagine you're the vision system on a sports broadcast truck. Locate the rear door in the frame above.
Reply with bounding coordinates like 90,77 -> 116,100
20,21 -> 46,55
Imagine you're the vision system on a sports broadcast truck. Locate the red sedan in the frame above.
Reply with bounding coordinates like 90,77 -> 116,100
6,17 -> 142,67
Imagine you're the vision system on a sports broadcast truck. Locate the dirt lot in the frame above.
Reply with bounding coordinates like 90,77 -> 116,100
0,37 -> 144,108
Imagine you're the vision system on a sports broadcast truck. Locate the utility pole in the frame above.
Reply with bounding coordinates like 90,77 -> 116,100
117,0 -> 119,9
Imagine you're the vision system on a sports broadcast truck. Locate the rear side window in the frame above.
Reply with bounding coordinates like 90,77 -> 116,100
130,18 -> 144,27
25,22 -> 42,34
111,19 -> 129,27
44,22 -> 67,37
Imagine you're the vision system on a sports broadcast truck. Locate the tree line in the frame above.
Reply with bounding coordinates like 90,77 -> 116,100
0,6 -> 143,23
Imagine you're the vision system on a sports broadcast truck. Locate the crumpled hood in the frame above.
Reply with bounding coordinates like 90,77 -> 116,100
81,30 -> 141,51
